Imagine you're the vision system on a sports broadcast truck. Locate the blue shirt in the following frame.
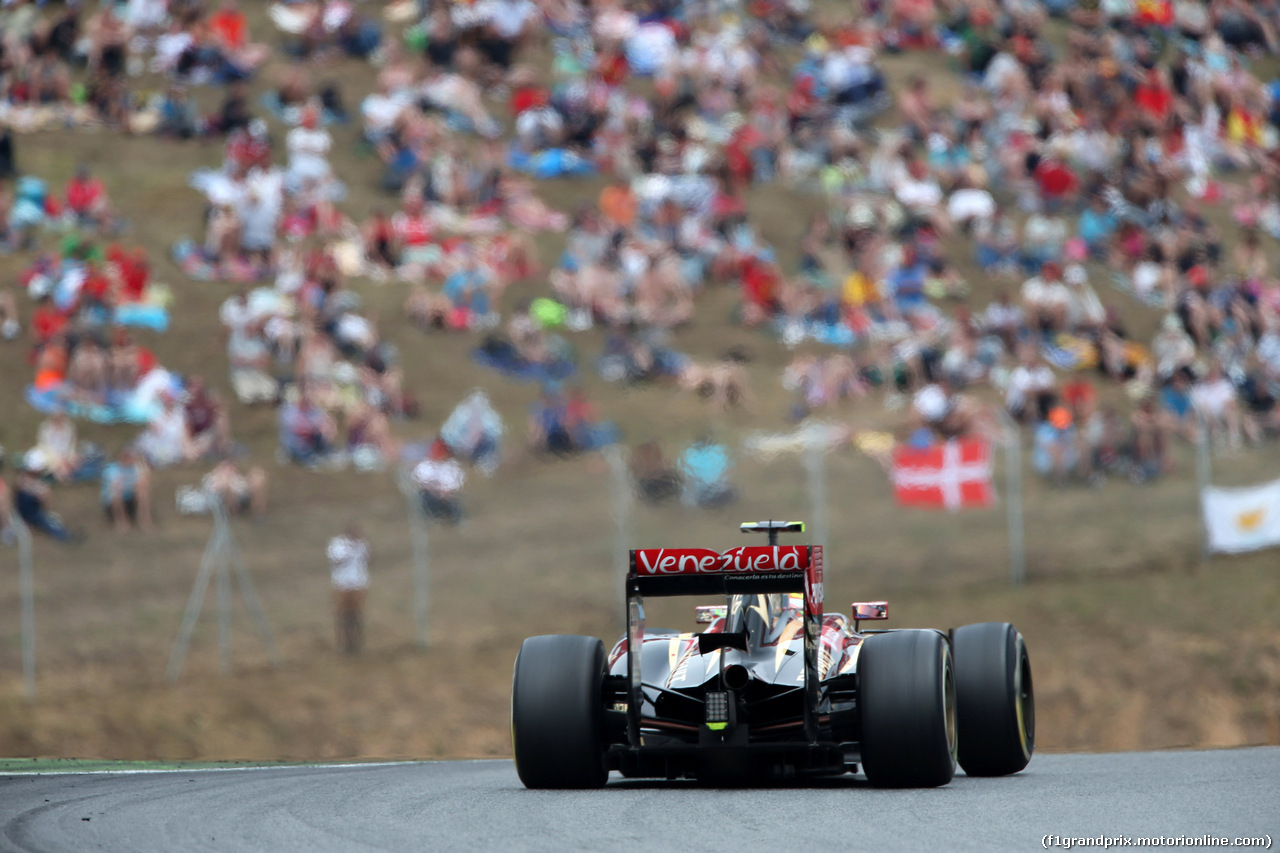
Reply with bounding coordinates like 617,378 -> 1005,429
443,267 -> 488,302
1160,385 -> 1192,419
1078,208 -> 1117,248
889,262 -> 928,308
680,443 -> 731,486
100,462 -> 140,503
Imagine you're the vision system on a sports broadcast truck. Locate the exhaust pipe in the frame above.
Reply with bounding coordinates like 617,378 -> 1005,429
723,664 -> 750,691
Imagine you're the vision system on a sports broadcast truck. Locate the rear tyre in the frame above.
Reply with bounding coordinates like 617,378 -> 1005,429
511,634 -> 608,789
952,622 -> 1035,776
859,630 -> 957,787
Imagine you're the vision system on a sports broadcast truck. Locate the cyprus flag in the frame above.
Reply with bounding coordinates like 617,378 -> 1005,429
1202,478 -> 1280,554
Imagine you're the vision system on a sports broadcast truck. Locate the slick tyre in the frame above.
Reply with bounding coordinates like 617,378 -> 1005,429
859,629 -> 957,787
512,634 -> 608,789
952,622 -> 1035,776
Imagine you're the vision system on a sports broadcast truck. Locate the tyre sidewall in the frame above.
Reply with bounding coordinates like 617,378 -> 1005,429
512,634 -> 608,789
953,621 -> 1034,776
859,629 -> 957,787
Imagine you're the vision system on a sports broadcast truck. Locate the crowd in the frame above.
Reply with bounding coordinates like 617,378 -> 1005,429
4,0 -> 1280,557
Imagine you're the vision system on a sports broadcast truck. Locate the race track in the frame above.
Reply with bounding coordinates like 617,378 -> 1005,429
1,748 -> 1276,852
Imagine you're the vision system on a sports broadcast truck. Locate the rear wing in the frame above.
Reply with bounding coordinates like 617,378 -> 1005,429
628,545 -> 821,605
623,529 -> 824,745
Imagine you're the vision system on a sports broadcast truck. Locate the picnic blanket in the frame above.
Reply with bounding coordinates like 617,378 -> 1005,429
508,147 -> 597,179
26,368 -> 181,423
473,337 -> 576,383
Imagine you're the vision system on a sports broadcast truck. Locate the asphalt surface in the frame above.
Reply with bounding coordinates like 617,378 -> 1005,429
0,749 -> 1276,853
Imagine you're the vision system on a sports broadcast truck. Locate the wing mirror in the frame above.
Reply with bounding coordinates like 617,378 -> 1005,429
695,605 -> 726,624
852,601 -> 888,631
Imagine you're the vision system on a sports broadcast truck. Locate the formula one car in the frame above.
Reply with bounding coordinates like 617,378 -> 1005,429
512,521 -> 1034,787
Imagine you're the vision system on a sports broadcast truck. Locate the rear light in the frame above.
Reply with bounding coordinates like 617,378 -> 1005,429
705,691 -> 729,725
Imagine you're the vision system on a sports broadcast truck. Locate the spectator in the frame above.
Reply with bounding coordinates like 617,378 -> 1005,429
1158,370 -> 1200,443
1033,405 -> 1079,486
0,451 -> 15,545
345,399 -> 397,471
1062,265 -> 1106,336
183,376 -> 233,459
279,387 -> 338,466
100,446 -> 153,532
629,441 -> 682,505
15,451 -> 77,543
328,523 -> 369,655
1152,316 -> 1197,381
679,435 -> 738,508
441,250 -> 496,330
1192,362 -> 1248,450
203,458 -> 268,519
35,410 -> 101,483
982,288 -> 1025,355
64,165 -> 114,233
411,440 -> 466,525
228,318 -> 278,405
0,124 -> 15,180
528,385 -> 577,456
136,393 -> 199,468
1130,396 -> 1173,482
1005,344 -> 1057,424
1021,261 -> 1070,337
285,104 -> 333,193
441,389 -> 504,474
157,85 -> 200,139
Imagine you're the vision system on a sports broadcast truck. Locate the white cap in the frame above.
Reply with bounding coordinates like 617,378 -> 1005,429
913,385 -> 949,422
23,448 -> 47,473
1065,264 -> 1087,285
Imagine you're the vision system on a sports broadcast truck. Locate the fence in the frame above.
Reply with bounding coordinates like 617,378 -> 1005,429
607,427 -> 1278,604
4,433 -> 1276,696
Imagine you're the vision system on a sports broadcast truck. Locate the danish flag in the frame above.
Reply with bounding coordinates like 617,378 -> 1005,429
891,439 -> 995,510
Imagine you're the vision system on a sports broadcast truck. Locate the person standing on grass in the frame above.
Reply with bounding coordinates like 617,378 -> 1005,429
327,523 -> 369,655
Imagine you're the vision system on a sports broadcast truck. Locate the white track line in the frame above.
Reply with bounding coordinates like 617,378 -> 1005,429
1,760 -> 433,776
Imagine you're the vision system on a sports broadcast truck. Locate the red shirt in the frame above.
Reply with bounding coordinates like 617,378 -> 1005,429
1134,0 -> 1173,26
82,267 -> 112,304
210,9 -> 247,49
741,259 -> 778,309
1034,160 -> 1077,199
596,53 -> 628,87
32,304 -> 67,343
510,86 -> 548,116
392,211 -> 432,246
228,132 -> 270,170
1134,83 -> 1172,124
136,346 -> 158,377
66,177 -> 104,214
787,79 -> 817,121
120,257 -> 149,301
712,191 -> 747,221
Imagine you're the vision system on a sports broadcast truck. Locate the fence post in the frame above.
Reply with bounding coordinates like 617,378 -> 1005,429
216,516 -> 232,673
15,519 -> 35,699
605,446 -> 632,624
395,470 -> 431,649
998,411 -> 1027,587
803,441 -> 828,555
1196,411 -> 1212,567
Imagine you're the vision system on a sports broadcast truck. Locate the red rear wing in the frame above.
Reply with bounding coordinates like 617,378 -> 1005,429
632,545 -> 809,574
628,545 -> 824,616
